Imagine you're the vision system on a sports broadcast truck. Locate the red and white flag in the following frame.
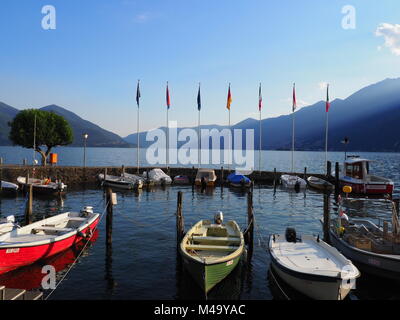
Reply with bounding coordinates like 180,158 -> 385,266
326,84 -> 331,113
292,83 -> 297,112
258,83 -> 262,111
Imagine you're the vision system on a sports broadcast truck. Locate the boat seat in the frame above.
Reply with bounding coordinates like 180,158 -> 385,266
68,217 -> 87,222
186,244 -> 239,251
192,236 -> 241,244
32,226 -> 73,233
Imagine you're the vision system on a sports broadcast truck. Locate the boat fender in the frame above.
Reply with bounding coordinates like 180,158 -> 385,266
285,228 -> 297,243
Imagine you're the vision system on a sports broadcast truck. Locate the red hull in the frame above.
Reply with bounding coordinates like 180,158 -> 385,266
0,218 -> 99,275
339,180 -> 393,195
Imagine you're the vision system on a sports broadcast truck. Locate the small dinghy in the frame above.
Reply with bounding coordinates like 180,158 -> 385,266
173,175 -> 190,185
98,173 -> 143,190
180,212 -> 244,293
0,181 -> 19,196
17,177 -> 67,196
281,174 -> 307,190
142,168 -> 172,185
269,228 -> 360,300
307,176 -> 334,192
0,206 -> 99,275
226,173 -> 252,188
195,169 -> 217,187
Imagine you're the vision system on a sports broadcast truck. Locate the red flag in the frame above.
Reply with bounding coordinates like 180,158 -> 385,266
292,83 -> 297,112
258,83 -> 262,111
326,84 -> 331,113
166,82 -> 171,109
226,84 -> 232,110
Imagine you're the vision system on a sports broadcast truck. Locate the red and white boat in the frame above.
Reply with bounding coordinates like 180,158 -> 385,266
0,206 -> 99,275
339,157 -> 394,195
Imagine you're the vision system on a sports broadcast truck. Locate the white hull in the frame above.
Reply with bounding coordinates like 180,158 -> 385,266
281,175 -> 307,189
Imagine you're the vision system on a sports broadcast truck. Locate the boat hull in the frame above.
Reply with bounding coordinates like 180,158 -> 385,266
339,179 -> 393,195
102,180 -> 141,190
329,229 -> 400,281
182,254 -> 241,293
0,218 -> 99,275
270,261 -> 348,300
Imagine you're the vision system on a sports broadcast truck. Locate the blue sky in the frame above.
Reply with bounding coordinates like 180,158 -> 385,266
0,0 -> 399,136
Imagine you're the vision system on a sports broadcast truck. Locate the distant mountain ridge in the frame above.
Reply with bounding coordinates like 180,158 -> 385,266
124,78 -> 400,152
0,103 -> 131,148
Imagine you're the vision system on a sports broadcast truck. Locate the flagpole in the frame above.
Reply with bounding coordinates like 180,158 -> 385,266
228,107 -> 231,172
325,84 -> 330,172
166,82 -> 169,169
259,83 -> 262,174
136,80 -> 140,174
291,83 -> 295,174
198,83 -> 201,168
33,114 -> 36,164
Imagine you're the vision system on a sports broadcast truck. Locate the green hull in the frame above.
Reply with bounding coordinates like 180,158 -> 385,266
183,254 -> 242,293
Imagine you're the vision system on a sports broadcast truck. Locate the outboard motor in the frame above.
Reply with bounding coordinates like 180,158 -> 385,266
214,211 -> 224,225
285,227 -> 297,243
81,206 -> 94,217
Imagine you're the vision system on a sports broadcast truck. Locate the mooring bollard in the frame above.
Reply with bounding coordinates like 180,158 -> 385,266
176,191 -> 184,246
246,191 -> 254,257
323,193 -> 330,244
25,184 -> 33,225
326,161 -> 332,178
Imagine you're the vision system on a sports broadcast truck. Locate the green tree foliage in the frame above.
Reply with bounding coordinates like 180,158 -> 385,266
9,109 -> 73,165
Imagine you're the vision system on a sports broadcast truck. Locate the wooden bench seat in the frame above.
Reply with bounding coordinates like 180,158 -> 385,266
33,226 -> 73,233
186,244 -> 239,251
192,236 -> 241,244
68,217 -> 87,222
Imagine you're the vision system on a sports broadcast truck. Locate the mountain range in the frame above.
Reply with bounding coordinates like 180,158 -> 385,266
1,77 -> 400,151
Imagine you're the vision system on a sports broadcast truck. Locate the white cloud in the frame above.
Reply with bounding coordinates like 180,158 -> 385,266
375,23 -> 400,56
134,13 -> 149,23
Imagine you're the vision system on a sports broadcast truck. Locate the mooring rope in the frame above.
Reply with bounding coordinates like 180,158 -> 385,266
44,201 -> 109,300
268,267 -> 290,300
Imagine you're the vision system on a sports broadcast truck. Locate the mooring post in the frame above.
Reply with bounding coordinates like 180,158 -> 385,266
323,193 -> 330,244
303,167 -> 307,180
25,184 -> 33,225
220,166 -> 224,188
246,191 -> 254,257
394,198 -> 400,216
334,162 -> 340,199
191,166 -> 195,187
326,161 -> 331,178
167,166 -> 170,177
121,165 -> 125,177
273,168 -> 277,193
106,188 -> 114,247
0,157 -> 3,194
176,191 -> 184,246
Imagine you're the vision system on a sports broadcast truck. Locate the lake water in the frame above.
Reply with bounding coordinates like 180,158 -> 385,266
0,146 -> 399,300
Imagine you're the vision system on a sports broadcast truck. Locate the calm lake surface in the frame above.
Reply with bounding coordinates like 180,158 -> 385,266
0,146 -> 399,300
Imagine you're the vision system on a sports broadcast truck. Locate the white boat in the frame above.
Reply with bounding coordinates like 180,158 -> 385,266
98,173 -> 143,190
281,174 -> 307,190
269,228 -> 360,300
307,176 -> 334,192
0,181 -> 19,195
142,168 -> 172,185
195,169 -> 217,187
0,216 -> 18,235
17,177 -> 67,196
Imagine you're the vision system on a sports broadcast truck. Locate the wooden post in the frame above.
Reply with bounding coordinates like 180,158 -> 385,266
394,198 -> 400,216
334,162 -> 340,198
121,165 -> 125,176
106,188 -> 113,247
0,157 -> 3,194
273,168 -> 277,193
323,193 -> 330,244
246,191 -> 254,257
326,161 -> 331,178
220,166 -> 224,188
191,166 -> 195,187
303,167 -> 307,180
25,184 -> 33,225
176,191 -> 184,246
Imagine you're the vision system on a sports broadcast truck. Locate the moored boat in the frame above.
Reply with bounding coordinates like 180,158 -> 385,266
226,173 -> 252,188
142,168 -> 172,185
0,216 -> 18,235
339,156 -> 393,195
180,212 -> 244,293
307,176 -> 334,192
281,174 -> 307,190
98,173 -> 143,190
173,175 -> 190,185
268,228 -> 360,300
0,181 -> 19,196
17,177 -> 67,196
195,169 -> 217,187
0,206 -> 99,275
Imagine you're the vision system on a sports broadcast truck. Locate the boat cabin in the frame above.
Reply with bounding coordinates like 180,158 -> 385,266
344,157 -> 371,180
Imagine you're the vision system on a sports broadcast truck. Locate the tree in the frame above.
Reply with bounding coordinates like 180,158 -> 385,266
9,109 -> 73,166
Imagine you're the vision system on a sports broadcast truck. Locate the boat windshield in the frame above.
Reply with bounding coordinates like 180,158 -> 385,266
345,162 -> 364,179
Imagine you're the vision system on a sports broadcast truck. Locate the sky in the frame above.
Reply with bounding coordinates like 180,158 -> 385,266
0,0 -> 399,137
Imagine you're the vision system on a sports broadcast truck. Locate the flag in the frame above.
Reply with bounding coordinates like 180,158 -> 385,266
292,83 -> 297,112
326,84 -> 331,113
226,84 -> 232,110
136,80 -> 141,108
197,84 -> 201,111
166,82 -> 171,109
258,83 -> 262,111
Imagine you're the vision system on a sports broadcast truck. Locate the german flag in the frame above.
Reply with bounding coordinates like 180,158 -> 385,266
226,84 -> 232,110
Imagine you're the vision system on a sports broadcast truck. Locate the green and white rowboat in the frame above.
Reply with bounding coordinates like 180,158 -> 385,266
180,215 -> 244,293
